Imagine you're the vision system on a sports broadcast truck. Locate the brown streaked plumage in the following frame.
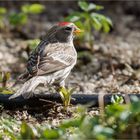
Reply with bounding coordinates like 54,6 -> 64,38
9,22 -> 81,99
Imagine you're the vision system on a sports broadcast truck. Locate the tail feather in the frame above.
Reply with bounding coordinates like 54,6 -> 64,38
18,71 -> 32,82
9,76 -> 48,99
12,71 -> 32,87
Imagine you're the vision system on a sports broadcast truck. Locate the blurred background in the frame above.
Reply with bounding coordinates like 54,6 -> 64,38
1,1 -> 140,139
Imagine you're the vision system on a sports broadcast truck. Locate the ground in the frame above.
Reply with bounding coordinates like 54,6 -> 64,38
0,8 -> 140,125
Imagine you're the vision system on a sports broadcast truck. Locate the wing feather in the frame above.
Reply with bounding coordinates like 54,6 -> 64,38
27,40 -> 48,75
26,41 -> 76,77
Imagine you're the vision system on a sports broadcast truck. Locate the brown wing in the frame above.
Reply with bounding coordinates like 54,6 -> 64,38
27,25 -> 58,75
27,42 -> 76,76
27,40 -> 48,75
37,42 -> 76,75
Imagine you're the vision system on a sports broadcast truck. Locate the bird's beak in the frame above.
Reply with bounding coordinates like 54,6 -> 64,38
74,27 -> 83,35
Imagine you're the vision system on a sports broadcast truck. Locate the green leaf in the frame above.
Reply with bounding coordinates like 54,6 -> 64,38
2,130 -> 17,140
59,87 -> 68,97
131,100 -> 140,113
59,87 -> 75,107
91,13 -> 112,33
2,89 -> 13,94
60,118 -> 83,129
65,12 -> 81,22
0,15 -> 5,29
91,13 -> 105,20
78,1 -> 89,12
0,7 -> 7,14
68,87 -> 76,95
74,20 -> 85,30
91,17 -> 102,30
93,125 -> 114,139
95,5 -> 104,11
102,20 -> 110,33
106,104 -> 128,117
130,95 -> 139,102
9,13 -> 27,26
78,1 -> 103,12
111,95 -> 124,104
42,129 -> 60,139
21,4 -> 45,14
0,87 -> 5,92
101,17 -> 112,33
105,17 -> 113,27
120,111 -> 130,121
20,122 -> 35,139
0,72 -> 3,82
88,3 -> 104,11
5,72 -> 11,81
0,18 -> 4,28
21,5 -> 30,13
87,3 -> 96,11
27,39 -> 40,50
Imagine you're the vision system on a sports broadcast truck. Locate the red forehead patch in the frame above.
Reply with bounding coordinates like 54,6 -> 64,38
58,22 -> 71,26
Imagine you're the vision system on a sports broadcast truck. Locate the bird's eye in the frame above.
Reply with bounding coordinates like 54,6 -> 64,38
64,27 -> 72,31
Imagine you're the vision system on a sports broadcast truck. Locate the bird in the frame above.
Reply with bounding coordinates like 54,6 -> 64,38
9,22 -> 82,99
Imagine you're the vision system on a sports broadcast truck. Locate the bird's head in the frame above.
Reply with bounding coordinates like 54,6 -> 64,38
46,22 -> 82,43
58,22 -> 82,35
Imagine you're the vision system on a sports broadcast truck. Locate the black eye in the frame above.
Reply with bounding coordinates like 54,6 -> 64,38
64,27 -> 72,31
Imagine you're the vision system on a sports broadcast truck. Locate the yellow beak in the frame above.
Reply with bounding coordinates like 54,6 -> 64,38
74,27 -> 84,35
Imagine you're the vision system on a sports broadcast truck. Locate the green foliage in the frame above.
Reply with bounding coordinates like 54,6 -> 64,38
59,87 -> 75,108
9,13 -> 27,26
78,1 -> 104,12
0,72 -> 11,87
9,4 -> 44,27
65,0 -> 112,50
0,7 -> 7,14
0,97 -> 140,139
0,116 -> 21,139
0,72 -> 13,94
0,7 -> 7,29
0,4 -> 44,29
20,122 -> 36,139
111,95 -> 124,104
27,39 -> 40,50
40,129 -> 60,139
21,4 -> 45,14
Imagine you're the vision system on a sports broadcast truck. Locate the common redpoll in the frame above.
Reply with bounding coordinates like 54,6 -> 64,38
9,22 -> 82,99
